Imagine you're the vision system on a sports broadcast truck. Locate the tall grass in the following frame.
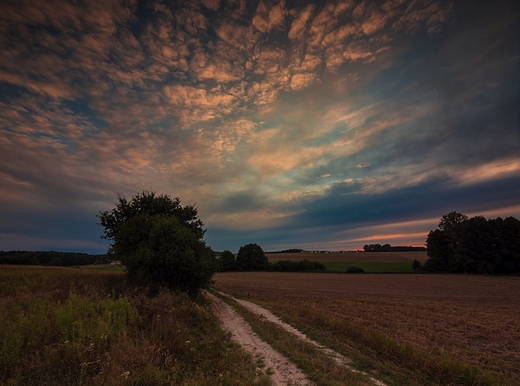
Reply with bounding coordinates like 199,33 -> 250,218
0,266 -> 270,385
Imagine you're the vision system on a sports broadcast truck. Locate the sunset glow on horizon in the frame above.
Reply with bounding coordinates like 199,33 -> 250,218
1,0 -> 519,253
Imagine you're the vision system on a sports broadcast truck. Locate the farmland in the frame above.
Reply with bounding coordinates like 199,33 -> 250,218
266,251 -> 429,263
266,251 -> 428,273
213,272 -> 520,385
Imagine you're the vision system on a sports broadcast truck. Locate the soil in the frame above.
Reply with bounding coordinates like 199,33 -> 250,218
204,290 -> 312,386
213,272 -> 520,383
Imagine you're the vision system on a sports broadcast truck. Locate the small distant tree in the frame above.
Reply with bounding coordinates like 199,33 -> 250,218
412,259 -> 421,271
219,250 -> 237,271
236,243 -> 269,271
97,192 -> 216,295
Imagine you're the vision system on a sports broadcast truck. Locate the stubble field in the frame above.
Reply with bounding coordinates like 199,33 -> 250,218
213,272 -> 520,385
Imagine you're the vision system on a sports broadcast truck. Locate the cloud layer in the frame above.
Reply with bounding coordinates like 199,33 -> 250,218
1,0 -> 518,253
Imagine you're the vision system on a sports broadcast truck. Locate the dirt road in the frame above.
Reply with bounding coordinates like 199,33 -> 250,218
205,290 -> 387,386
204,291 -> 311,385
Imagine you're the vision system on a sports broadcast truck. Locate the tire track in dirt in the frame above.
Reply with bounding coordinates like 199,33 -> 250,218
211,290 -> 388,386
204,290 -> 312,386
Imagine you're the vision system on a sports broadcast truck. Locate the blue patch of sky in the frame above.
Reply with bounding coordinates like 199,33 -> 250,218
62,99 -> 107,130
0,82 -> 24,102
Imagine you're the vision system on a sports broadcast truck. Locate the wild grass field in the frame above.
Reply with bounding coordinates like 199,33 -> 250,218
0,265 -> 270,386
213,272 -> 520,386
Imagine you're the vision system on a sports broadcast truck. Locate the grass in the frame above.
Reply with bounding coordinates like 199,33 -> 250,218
267,260 -> 414,273
322,261 -> 413,273
0,265 -> 271,386
211,290 -> 376,386
81,264 -> 126,272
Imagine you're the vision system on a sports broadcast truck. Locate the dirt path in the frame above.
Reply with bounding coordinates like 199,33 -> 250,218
204,291 -> 312,386
207,290 -> 388,386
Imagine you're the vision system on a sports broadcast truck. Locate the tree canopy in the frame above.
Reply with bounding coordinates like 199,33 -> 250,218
98,192 -> 204,253
235,243 -> 269,271
218,250 -> 237,272
97,192 -> 216,294
425,212 -> 520,273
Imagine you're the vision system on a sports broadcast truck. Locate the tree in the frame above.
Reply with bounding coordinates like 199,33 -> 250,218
438,211 -> 469,235
425,229 -> 458,272
97,192 -> 216,294
425,212 -> 520,274
235,243 -> 269,271
219,250 -> 236,271
98,192 -> 204,253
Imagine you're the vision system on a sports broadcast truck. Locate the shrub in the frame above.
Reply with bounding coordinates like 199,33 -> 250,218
412,259 -> 422,271
345,266 -> 365,273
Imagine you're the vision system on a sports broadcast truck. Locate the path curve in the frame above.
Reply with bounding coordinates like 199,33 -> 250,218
204,291 -> 312,386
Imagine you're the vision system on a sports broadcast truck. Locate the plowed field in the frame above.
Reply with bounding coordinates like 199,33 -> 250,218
213,272 -> 520,384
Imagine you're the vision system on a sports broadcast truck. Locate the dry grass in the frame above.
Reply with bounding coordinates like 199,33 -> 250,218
0,265 -> 271,385
213,272 -> 520,385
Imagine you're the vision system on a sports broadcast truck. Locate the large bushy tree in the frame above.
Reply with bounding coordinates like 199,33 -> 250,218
235,243 -> 269,271
98,192 -> 216,294
425,212 -> 520,273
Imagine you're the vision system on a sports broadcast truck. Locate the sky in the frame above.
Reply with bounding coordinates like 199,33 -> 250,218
0,0 -> 519,254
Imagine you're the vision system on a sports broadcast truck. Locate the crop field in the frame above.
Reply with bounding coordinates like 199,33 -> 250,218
266,251 -> 428,273
266,251 -> 429,262
213,272 -> 520,385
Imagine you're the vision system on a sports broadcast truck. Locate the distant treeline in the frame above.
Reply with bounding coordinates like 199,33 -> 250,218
0,251 -> 109,266
267,249 -> 305,254
363,244 -> 426,252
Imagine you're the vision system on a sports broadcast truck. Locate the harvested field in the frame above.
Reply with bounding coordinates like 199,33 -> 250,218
213,272 -> 520,385
266,251 -> 428,263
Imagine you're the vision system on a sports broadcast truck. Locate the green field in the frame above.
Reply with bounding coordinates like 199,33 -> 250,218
322,261 -> 414,273
268,251 -> 423,273
268,259 -> 415,272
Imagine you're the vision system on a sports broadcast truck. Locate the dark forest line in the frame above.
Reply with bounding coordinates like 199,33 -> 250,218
0,250 -> 109,266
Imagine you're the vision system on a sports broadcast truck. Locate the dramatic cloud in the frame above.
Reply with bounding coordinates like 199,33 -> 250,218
0,0 -> 518,253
